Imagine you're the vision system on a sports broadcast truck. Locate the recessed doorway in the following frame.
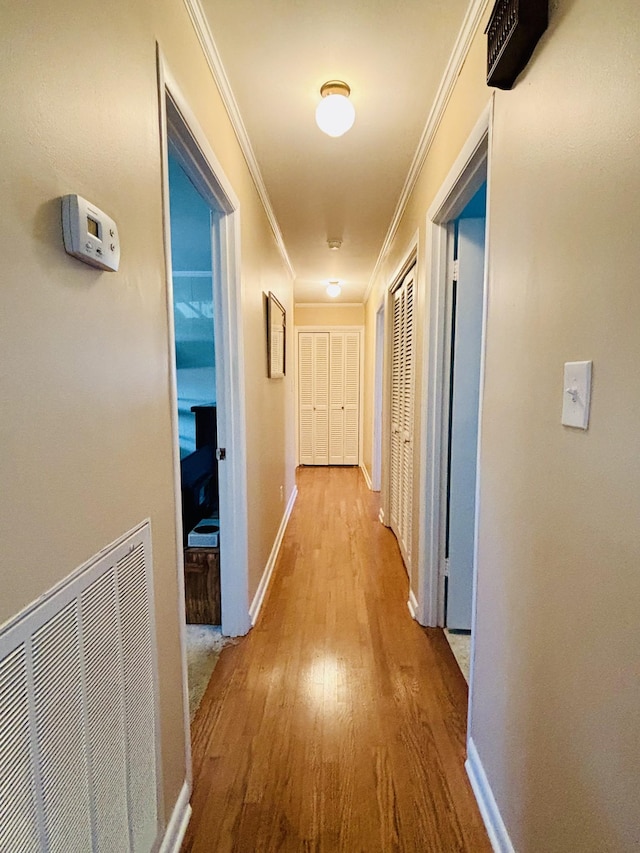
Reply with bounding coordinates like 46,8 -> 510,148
417,104 -> 492,696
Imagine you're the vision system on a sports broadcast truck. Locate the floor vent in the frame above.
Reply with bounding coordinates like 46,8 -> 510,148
0,521 -> 161,852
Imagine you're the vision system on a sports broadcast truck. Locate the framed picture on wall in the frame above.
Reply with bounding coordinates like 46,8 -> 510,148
267,291 -> 286,378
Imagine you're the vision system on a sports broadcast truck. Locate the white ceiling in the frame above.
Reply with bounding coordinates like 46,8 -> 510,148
199,0 -> 471,304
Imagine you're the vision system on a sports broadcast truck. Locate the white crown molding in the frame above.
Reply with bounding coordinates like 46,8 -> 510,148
363,0 -> 492,304
183,0 -> 296,281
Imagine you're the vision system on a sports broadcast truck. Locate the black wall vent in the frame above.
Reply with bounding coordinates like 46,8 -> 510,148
485,0 -> 548,90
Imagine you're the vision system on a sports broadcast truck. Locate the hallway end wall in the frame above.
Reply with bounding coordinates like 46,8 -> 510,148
295,304 -> 365,327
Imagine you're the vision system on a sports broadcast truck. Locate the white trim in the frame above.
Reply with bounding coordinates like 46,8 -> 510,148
466,738 -> 515,853
182,0 -> 294,281
416,101 -> 493,629
249,486 -> 298,625
158,781 -> 192,853
467,101 -> 495,737
378,507 -> 385,525
360,463 -> 373,490
364,0 -> 492,304
156,51 -> 193,789
295,302 -> 364,309
158,53 -> 251,640
407,588 -> 419,620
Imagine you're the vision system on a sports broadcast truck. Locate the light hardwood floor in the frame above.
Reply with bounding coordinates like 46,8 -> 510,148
182,467 -> 490,852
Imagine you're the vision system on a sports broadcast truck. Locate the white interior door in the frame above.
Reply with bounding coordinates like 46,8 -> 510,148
343,332 -> 360,465
389,288 -> 403,533
446,218 -> 485,630
299,330 -> 360,466
298,332 -> 329,465
389,267 -> 415,571
329,332 -> 345,465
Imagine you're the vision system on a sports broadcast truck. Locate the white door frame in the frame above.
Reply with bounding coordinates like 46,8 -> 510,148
416,99 -> 493,631
294,326 -> 365,467
158,51 -> 251,658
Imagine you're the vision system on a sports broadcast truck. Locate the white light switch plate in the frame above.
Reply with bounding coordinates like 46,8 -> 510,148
562,361 -> 592,429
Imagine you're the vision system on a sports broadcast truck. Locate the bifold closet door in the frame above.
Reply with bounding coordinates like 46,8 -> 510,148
298,332 -> 329,465
299,330 -> 359,466
389,267 -> 415,570
329,332 -> 360,465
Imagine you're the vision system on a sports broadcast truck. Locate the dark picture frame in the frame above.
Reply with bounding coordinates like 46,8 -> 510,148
267,291 -> 286,378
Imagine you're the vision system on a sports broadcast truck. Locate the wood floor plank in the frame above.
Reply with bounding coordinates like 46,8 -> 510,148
182,467 -> 490,852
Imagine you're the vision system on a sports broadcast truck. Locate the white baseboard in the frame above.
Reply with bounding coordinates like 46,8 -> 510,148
407,588 -> 419,620
465,737 -> 515,853
159,780 -> 191,853
360,463 -> 373,490
249,485 -> 298,625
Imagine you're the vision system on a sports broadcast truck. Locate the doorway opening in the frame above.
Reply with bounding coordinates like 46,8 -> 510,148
417,104 -> 491,698
443,182 -> 487,679
167,151 -> 226,719
158,55 -> 251,748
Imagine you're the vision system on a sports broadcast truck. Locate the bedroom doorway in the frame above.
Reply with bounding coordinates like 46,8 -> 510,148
159,61 -> 252,739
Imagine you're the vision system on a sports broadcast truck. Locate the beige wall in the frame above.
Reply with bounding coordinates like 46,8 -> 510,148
472,1 -> 640,848
295,304 -> 365,327
364,0 -> 640,848
0,0 -> 294,827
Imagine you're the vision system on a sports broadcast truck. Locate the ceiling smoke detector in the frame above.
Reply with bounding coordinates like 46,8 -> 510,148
327,239 -> 342,250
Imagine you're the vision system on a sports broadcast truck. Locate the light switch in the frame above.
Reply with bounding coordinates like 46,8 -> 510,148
562,361 -> 592,429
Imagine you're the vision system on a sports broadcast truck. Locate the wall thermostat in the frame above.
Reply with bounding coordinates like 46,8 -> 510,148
61,194 -> 120,272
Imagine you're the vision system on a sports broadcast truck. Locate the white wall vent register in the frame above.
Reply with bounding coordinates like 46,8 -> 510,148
0,521 -> 161,852
61,194 -> 120,271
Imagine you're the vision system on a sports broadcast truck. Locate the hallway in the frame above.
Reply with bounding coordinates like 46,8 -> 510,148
183,467 -> 490,852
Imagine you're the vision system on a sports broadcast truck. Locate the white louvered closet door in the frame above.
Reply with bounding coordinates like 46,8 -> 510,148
389,288 -> 403,533
329,332 -> 345,465
298,332 -> 329,465
328,331 -> 360,465
389,266 -> 415,571
400,271 -> 415,566
342,332 -> 360,465
299,330 -> 360,466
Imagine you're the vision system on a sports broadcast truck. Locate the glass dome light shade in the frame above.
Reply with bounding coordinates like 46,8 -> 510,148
316,93 -> 355,138
326,282 -> 342,298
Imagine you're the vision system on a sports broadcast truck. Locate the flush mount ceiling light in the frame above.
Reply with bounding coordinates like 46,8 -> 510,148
315,81 -> 355,138
326,280 -> 342,298
327,239 -> 342,250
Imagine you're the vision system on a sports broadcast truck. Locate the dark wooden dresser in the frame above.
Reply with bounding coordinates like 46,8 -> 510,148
184,547 -> 221,624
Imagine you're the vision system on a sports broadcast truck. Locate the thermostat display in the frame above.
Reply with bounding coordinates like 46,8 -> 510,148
61,194 -> 120,272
